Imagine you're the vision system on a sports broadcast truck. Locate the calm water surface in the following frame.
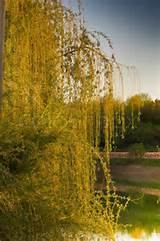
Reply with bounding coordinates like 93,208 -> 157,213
89,231 -> 160,241
116,231 -> 160,241
117,193 -> 160,240
90,193 -> 160,241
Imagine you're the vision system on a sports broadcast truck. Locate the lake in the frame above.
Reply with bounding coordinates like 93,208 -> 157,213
89,192 -> 160,241
117,192 -> 160,240
116,231 -> 160,241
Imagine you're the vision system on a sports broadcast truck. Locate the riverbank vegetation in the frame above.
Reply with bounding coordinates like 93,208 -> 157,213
114,94 -> 160,151
111,158 -> 160,166
94,93 -> 160,152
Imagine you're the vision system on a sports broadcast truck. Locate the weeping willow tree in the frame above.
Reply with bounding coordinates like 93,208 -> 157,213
0,1 -> 130,241
0,0 -> 5,113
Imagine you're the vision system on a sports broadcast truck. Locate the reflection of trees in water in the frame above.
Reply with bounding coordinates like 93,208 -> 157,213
120,193 -> 160,235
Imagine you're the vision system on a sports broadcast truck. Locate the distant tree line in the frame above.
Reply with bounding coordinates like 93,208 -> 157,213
108,93 -> 160,151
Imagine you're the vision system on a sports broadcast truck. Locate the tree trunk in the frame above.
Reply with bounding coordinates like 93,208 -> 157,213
0,0 -> 5,114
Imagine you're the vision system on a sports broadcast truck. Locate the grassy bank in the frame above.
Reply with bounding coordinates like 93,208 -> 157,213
114,179 -> 160,190
111,158 -> 160,166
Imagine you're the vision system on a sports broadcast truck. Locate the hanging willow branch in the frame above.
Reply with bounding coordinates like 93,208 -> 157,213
0,0 -> 5,114
0,1 -> 134,241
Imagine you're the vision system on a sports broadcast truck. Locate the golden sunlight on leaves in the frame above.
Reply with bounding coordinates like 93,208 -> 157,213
0,1 -> 135,240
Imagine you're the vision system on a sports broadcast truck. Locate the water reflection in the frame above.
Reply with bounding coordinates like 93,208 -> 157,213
119,193 -> 160,233
88,193 -> 160,241
88,231 -> 160,241
117,193 -> 160,240
116,231 -> 160,241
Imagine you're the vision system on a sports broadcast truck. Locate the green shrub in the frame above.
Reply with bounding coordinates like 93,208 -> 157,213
128,143 -> 145,159
0,120 -> 85,241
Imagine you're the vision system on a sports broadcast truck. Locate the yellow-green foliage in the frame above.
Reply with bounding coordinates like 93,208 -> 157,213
0,1 -> 128,240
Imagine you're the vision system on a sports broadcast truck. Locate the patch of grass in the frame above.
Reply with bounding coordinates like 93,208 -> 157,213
111,158 -> 160,167
114,178 -> 160,190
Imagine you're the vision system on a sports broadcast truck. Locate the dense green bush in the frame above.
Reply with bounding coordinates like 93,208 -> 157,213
0,120 -> 87,241
0,121 -> 57,240
128,143 -> 145,159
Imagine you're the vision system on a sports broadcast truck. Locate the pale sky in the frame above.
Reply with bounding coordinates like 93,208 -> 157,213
63,0 -> 160,100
